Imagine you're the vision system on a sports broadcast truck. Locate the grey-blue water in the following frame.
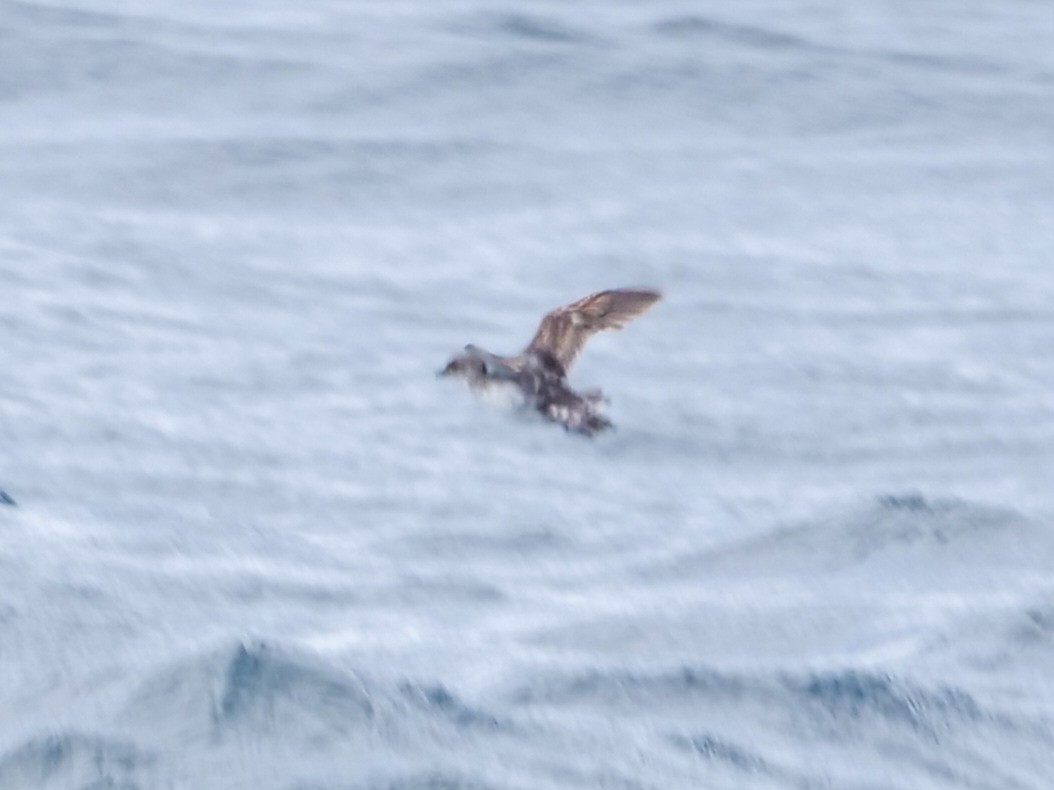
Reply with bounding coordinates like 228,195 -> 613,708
3,1 -> 1054,788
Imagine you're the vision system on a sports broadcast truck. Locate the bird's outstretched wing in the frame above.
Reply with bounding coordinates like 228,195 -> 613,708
524,288 -> 661,372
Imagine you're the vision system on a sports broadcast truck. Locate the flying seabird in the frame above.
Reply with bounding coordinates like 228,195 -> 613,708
439,287 -> 661,436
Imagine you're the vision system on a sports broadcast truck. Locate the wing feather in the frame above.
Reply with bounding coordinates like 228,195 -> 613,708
525,288 -> 661,371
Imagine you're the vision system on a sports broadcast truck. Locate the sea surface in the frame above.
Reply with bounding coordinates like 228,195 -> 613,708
2,1 -> 1054,788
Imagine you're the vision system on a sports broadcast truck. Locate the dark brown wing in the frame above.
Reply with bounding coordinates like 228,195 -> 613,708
525,288 -> 661,371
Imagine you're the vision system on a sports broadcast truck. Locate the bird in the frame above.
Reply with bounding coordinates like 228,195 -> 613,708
439,287 -> 661,436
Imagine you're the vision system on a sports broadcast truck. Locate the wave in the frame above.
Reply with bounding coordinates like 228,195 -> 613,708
511,663 -> 987,733
917,593 -> 1054,685
468,12 -> 594,45
2,639 -> 520,788
646,493 -> 1047,580
299,774 -> 499,790
120,639 -> 514,747
5,642 -> 1053,789
511,663 -> 1053,789
789,670 -> 986,738
0,731 -> 155,790
651,14 -> 814,51
116,641 -> 374,756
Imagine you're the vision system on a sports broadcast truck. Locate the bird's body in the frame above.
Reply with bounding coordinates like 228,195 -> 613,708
440,288 -> 661,436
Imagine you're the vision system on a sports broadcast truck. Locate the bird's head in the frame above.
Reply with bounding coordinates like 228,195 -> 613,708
438,346 -> 488,385
439,345 -> 515,388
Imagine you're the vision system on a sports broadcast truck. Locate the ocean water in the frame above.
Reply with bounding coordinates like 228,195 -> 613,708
2,1 -> 1054,788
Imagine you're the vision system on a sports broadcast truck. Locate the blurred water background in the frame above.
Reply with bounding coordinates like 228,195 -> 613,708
2,1 -> 1054,788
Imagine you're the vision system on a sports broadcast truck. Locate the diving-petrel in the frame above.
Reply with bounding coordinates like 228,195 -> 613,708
439,287 -> 661,436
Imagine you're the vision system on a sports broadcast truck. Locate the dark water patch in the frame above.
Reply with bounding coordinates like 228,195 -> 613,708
975,600 -> 1054,666
867,47 -> 1009,79
371,774 -> 499,790
855,494 -> 1031,558
125,640 -> 374,743
513,664 -> 1000,740
394,526 -> 568,560
0,731 -> 154,790
490,13 -> 592,44
669,730 -> 836,788
212,642 -> 374,729
122,640 -> 525,758
448,11 -> 594,45
293,771 -> 501,790
651,14 -> 1009,80
877,492 -> 932,513
904,593 -> 1054,693
652,15 -> 814,52
1017,606 -> 1054,645
399,683 -> 504,732
652,493 -> 1041,580
667,732 -> 769,772
788,670 -> 984,739
409,50 -> 572,100
511,665 -> 747,707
